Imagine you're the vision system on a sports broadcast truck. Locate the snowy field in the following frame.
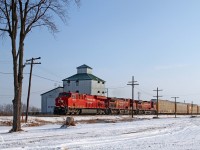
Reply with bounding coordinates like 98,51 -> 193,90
0,115 -> 200,150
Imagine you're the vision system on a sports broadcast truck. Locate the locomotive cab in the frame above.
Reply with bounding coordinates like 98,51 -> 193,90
54,92 -> 71,115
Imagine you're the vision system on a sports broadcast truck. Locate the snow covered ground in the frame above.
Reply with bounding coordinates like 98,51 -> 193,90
0,115 -> 200,150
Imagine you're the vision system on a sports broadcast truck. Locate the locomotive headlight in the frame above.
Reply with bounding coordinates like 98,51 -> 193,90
58,99 -> 63,103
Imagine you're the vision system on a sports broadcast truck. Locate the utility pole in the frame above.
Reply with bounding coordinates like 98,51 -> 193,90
25,57 -> 41,122
127,76 -> 139,118
171,97 -> 179,118
153,87 -> 162,118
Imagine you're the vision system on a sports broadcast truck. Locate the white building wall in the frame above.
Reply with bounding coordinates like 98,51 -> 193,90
41,87 -> 63,113
91,80 -> 105,96
63,80 -> 91,94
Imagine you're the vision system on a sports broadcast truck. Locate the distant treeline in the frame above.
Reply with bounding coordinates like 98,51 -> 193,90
0,103 -> 40,116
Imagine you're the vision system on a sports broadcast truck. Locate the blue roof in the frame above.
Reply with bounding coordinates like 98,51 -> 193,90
63,73 -> 105,82
77,64 -> 92,69
41,87 -> 63,96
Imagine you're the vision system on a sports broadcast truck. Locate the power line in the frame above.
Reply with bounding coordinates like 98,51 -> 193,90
0,71 -> 13,74
30,88 -> 55,94
135,87 -> 154,96
0,95 -> 13,97
0,71 -> 30,75
0,71 -> 62,83
0,60 -> 12,62
37,66 -> 64,79
0,60 -> 12,63
107,86 -> 129,89
164,93 -> 200,96
0,88 -> 54,97
32,74 -> 62,83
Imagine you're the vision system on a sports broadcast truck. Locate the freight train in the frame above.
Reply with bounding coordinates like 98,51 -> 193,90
54,92 -> 155,115
54,92 -> 199,115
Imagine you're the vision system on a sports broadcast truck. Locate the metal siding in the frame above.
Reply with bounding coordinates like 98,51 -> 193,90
79,80 -> 91,94
158,100 -> 175,113
64,80 -> 105,96
41,98 -> 47,113
64,80 -> 91,94
41,87 -> 63,113
176,103 -> 187,113
46,98 -> 55,113
91,80 -> 105,96
158,100 -> 199,114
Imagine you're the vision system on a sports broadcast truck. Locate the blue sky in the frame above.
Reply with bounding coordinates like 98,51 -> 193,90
1,0 -> 200,107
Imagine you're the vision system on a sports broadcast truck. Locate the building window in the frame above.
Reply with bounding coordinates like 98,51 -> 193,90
98,91 -> 100,93
67,80 -> 70,86
98,81 -> 100,83
102,91 -> 105,94
76,90 -> 79,93
76,80 -> 79,86
102,82 -> 105,84
72,94 -> 76,99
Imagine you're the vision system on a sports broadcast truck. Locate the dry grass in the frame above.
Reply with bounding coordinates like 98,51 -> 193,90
21,118 -> 62,127
0,121 -> 12,126
76,118 -> 132,124
0,118 -> 62,127
0,116 -> 148,127
0,117 -> 126,127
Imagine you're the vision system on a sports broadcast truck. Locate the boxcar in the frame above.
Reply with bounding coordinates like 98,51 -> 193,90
176,102 -> 187,114
187,104 -> 198,114
158,100 -> 175,114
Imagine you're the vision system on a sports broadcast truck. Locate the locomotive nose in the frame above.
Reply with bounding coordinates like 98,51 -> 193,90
58,98 -> 63,103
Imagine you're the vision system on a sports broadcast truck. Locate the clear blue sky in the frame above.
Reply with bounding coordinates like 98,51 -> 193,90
1,0 -> 200,107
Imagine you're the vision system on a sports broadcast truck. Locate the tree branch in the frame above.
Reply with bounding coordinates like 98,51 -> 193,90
25,1 -> 51,34
0,28 -> 9,32
4,0 -> 12,34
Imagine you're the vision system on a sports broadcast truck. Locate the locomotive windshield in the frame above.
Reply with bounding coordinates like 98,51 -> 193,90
59,92 -> 71,97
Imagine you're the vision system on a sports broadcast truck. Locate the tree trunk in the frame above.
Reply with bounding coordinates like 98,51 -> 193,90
11,46 -> 22,132
12,91 -> 22,132
11,36 -> 24,132
10,0 -> 26,132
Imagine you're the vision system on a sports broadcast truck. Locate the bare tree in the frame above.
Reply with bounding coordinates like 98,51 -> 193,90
21,102 -> 27,113
0,0 -> 80,132
29,106 -> 40,112
0,104 -> 13,115
0,103 -> 40,115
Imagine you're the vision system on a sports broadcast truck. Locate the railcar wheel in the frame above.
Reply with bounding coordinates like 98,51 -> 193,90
97,109 -> 100,115
77,109 -> 81,115
117,110 -> 120,115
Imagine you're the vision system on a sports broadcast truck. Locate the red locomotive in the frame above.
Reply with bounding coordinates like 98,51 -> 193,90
54,92 -> 156,115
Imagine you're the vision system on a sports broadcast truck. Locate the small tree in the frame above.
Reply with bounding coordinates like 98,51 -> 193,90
0,0 -> 79,132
